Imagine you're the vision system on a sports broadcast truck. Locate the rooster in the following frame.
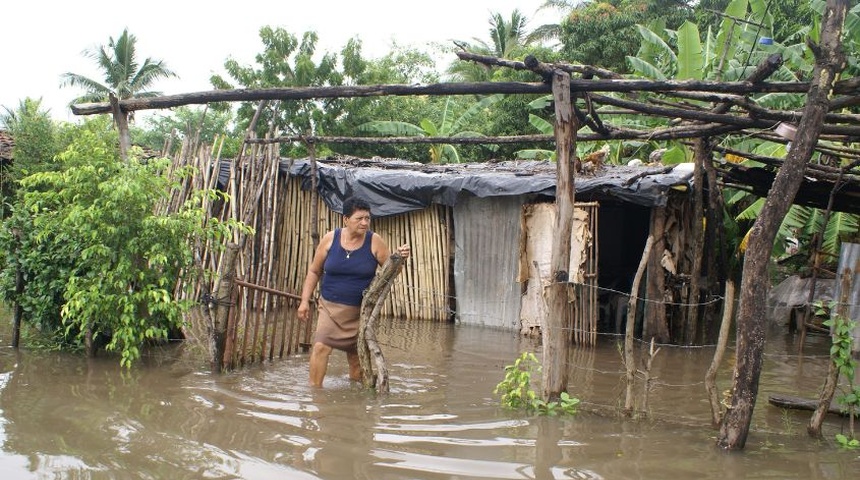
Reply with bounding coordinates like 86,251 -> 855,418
578,144 -> 610,174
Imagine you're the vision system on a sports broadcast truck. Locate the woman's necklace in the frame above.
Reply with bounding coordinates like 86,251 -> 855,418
343,234 -> 362,259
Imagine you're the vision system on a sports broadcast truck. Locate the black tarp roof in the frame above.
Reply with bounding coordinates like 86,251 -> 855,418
221,157 -> 695,217
286,157 -> 695,217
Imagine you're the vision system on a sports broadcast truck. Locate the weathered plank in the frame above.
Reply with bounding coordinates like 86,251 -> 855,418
769,394 -> 857,417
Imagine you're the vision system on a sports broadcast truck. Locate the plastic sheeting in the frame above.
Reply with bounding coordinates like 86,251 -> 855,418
270,157 -> 694,217
766,275 -> 835,325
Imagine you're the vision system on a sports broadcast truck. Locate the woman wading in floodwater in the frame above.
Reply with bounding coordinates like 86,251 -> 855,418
297,196 -> 410,387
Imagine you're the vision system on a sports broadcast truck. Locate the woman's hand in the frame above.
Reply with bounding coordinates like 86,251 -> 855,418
396,244 -> 411,259
297,300 -> 311,322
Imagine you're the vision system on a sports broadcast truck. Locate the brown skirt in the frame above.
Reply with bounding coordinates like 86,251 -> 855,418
313,298 -> 361,353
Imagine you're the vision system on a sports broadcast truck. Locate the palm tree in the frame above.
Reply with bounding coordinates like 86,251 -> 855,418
61,28 -> 177,108
449,10 -> 532,82
485,10 -> 530,58
529,0 -> 582,45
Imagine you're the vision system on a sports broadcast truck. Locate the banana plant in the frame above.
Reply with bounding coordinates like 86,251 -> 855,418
727,143 -> 860,262
358,95 -> 502,163
629,0 -> 860,266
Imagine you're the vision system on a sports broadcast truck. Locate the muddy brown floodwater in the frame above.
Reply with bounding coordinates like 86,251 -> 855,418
0,314 -> 858,479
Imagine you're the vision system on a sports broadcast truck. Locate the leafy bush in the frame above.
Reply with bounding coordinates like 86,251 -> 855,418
0,121 -> 236,366
494,351 -> 580,416
816,301 -> 860,449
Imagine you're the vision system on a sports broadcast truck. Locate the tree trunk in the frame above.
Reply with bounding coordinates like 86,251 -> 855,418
717,0 -> 848,450
207,243 -> 240,373
358,254 -> 405,392
542,70 -> 577,402
11,263 -> 23,348
109,93 -> 131,162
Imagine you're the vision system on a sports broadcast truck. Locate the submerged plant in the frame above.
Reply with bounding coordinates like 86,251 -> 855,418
815,301 -> 860,449
494,351 -> 580,416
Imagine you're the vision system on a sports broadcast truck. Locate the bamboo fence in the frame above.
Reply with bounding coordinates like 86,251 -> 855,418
158,138 -> 452,367
573,202 -> 600,346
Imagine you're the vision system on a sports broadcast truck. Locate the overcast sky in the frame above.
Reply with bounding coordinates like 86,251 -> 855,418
1,0 -> 559,123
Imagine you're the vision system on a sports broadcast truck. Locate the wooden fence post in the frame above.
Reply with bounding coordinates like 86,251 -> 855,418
543,69 -> 577,401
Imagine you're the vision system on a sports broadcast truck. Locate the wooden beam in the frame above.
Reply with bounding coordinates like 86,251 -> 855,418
71,78 -> 834,116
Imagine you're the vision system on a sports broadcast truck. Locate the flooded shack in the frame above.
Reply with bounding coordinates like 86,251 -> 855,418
194,155 -> 716,367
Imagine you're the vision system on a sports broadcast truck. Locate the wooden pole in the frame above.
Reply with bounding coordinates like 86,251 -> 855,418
798,168 -> 845,352
685,140 -> 709,345
308,142 -> 320,252
70,77 -> 835,116
706,279 -> 736,427
624,234 -> 654,416
642,338 -> 661,417
643,207 -> 669,343
542,70 -> 577,402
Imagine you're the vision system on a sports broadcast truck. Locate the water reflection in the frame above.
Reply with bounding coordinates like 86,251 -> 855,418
0,320 -> 857,479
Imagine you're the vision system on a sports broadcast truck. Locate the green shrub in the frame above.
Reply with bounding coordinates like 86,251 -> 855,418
494,351 -> 580,416
0,121 -> 238,366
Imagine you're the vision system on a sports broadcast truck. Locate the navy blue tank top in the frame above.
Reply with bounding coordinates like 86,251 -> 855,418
320,229 -> 378,306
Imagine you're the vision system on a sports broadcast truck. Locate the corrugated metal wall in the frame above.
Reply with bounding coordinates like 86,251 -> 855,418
834,242 -> 860,352
453,195 -> 526,329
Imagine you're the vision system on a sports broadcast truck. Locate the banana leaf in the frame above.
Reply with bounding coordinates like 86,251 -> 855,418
823,212 -> 860,257
448,94 -> 502,136
635,24 -> 677,67
627,57 -> 667,81
676,21 -> 703,80
358,120 -> 426,137
714,0 -> 749,69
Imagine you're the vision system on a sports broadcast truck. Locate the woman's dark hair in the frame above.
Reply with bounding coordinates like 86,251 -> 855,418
342,196 -> 371,217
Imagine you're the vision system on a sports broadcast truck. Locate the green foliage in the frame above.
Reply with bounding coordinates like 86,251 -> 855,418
330,41 -> 440,160
815,302 -> 860,448
359,95 -> 502,163
448,9 -> 534,82
0,121 -> 239,367
494,352 -> 580,416
835,434 -> 860,449
211,27 -> 342,153
676,21 -> 703,80
131,106 -> 239,158
629,0 -> 858,272
729,178 -> 859,265
442,8 -> 564,160
0,98 -> 61,217
560,0 -> 693,73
